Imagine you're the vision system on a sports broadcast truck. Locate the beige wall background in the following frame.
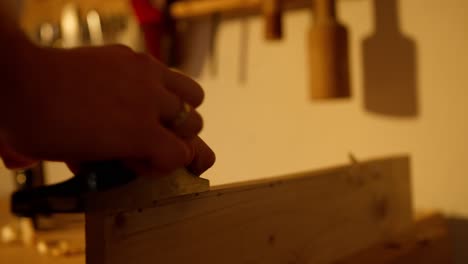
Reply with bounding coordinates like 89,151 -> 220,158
186,0 -> 468,218
1,0 -> 467,223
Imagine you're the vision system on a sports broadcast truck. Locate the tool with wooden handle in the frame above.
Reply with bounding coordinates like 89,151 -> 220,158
309,0 -> 350,99
263,0 -> 282,40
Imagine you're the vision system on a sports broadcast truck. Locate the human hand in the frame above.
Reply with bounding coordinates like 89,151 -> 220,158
0,44 -> 215,175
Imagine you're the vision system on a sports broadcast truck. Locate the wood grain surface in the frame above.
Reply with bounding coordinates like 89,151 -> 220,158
335,213 -> 452,264
86,156 -> 413,264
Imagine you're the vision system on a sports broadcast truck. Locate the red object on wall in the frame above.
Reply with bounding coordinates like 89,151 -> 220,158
130,0 -> 164,59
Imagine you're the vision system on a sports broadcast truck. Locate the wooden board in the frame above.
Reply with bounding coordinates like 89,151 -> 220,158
86,156 -> 413,264
335,213 -> 452,264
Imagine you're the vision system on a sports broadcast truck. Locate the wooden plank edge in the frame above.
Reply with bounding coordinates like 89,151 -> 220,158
333,213 -> 452,264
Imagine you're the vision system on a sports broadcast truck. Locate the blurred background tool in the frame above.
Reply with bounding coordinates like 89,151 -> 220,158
131,0 -> 182,66
309,0 -> 350,99
262,0 -> 283,40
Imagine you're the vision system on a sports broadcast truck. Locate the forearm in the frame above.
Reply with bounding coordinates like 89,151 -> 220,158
0,0 -> 23,40
0,3 -> 38,134
0,27 -> 33,84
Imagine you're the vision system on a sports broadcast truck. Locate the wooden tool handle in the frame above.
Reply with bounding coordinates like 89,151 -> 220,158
309,0 -> 350,99
263,0 -> 282,40
171,0 -> 262,19
314,0 -> 336,22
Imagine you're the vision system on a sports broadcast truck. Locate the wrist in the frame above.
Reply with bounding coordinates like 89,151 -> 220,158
0,30 -> 40,132
1,29 -> 38,89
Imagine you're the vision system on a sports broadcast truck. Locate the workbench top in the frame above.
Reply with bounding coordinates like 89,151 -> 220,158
0,199 -> 452,264
0,197 -> 85,264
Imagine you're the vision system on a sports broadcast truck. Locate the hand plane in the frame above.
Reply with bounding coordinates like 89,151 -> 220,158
11,161 -> 210,217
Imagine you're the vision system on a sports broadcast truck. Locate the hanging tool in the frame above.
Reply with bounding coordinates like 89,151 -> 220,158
86,9 -> 105,46
60,2 -> 83,48
209,13 -> 221,75
262,0 -> 283,40
131,0 -> 182,66
309,0 -> 350,99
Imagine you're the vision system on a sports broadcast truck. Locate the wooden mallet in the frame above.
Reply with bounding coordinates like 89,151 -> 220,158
309,0 -> 350,99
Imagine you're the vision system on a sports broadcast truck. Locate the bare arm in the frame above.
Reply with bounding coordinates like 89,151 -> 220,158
0,1 -> 36,137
